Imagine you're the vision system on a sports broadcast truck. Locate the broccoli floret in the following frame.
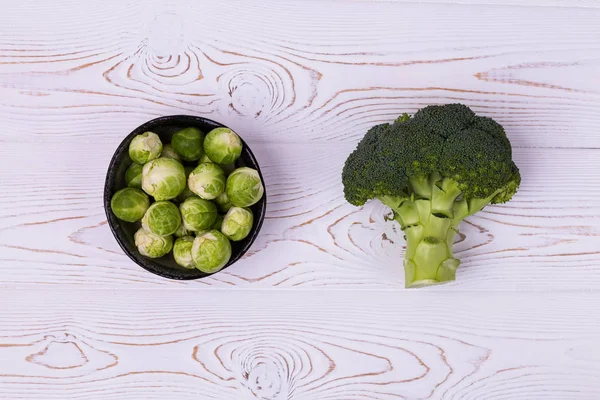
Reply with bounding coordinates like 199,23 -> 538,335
342,104 -> 521,288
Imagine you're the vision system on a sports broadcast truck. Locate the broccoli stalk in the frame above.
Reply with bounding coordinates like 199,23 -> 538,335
380,176 -> 500,287
342,104 -> 520,288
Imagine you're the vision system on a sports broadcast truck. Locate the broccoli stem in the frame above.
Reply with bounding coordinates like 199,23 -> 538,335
401,209 -> 460,288
380,176 -> 469,288
383,196 -> 461,288
380,176 -> 498,287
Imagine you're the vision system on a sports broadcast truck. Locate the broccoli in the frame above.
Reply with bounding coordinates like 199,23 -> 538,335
342,104 -> 521,288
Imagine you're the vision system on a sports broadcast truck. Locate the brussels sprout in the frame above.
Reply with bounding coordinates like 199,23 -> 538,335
221,207 -> 254,241
141,157 -> 186,201
173,222 -> 191,238
214,191 -> 233,213
197,154 -> 235,174
204,127 -> 242,164
125,163 -> 143,188
180,197 -> 217,231
191,230 -> 232,273
188,163 -> 226,200
226,167 -> 264,207
176,187 -> 196,204
212,214 -> 224,230
161,144 -> 181,161
129,131 -> 162,164
175,166 -> 196,203
110,188 -> 150,222
172,127 -> 204,161
173,236 -> 195,268
141,201 -> 181,236
198,154 -> 213,164
134,228 -> 173,258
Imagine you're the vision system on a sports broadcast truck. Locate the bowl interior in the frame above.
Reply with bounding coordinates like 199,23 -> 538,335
104,115 -> 266,280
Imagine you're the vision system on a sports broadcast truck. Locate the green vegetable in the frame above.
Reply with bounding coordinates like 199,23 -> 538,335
173,236 -> 195,268
204,127 -> 242,164
117,127 -> 256,270
125,163 -> 143,188
226,167 -> 264,207
191,230 -> 232,273
188,162 -> 226,200
141,201 -> 181,236
180,197 -> 218,231
160,144 -> 181,161
214,191 -> 233,213
176,166 -> 196,203
134,228 -> 173,258
342,104 -> 521,288
212,214 -> 224,230
129,131 -> 162,164
173,223 -> 191,238
172,127 -> 204,161
198,154 -> 213,164
141,157 -> 186,201
110,188 -> 150,222
198,153 -> 235,175
221,207 -> 253,241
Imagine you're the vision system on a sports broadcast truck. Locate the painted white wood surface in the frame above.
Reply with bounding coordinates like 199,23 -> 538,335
1,0 -> 599,398
2,290 -> 600,400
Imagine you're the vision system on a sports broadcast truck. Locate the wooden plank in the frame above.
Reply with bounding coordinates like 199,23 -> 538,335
0,142 -> 598,290
361,0 -> 600,7
0,0 -> 599,148
0,289 -> 599,399
0,1 -> 598,398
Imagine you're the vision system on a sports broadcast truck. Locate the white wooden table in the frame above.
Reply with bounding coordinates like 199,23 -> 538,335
1,0 -> 599,398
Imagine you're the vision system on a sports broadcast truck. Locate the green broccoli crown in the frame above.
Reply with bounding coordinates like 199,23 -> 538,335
342,104 -> 521,206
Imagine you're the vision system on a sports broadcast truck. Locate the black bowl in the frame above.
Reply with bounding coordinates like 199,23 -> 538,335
104,115 -> 267,280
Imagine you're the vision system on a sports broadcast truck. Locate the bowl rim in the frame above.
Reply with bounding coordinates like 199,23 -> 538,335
103,115 -> 267,280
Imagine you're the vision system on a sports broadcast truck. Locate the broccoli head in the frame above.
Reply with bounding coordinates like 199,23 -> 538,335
342,104 -> 520,288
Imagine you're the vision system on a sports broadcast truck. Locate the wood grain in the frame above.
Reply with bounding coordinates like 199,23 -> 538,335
1,0 -> 599,397
0,141 -> 598,290
0,0 -> 599,148
0,289 -> 599,400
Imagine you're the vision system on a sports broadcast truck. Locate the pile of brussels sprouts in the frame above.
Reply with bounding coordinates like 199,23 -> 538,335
110,127 -> 264,274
